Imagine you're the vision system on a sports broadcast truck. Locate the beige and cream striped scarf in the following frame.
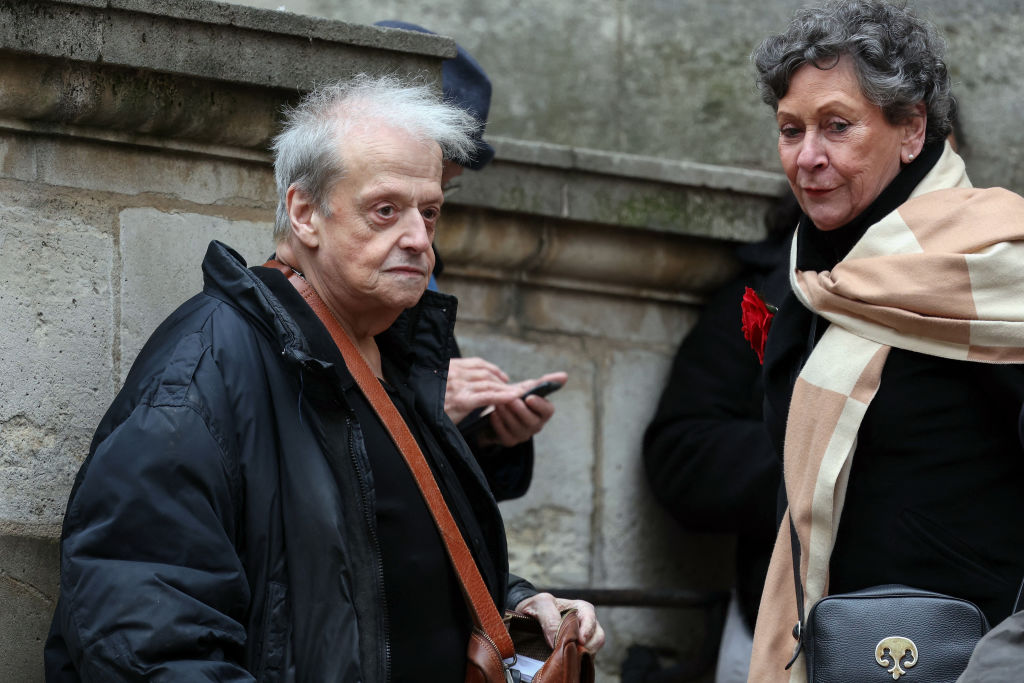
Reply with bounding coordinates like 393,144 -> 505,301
749,143 -> 1024,682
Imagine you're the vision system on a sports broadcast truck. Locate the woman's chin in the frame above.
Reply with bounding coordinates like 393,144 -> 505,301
805,208 -> 848,232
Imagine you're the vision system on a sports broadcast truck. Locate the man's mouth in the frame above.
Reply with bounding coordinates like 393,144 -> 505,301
386,265 -> 427,276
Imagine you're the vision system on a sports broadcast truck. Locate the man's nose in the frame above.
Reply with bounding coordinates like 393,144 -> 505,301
398,211 -> 432,252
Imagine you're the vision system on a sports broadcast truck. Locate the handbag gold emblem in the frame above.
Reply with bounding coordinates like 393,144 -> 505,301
875,637 -> 918,679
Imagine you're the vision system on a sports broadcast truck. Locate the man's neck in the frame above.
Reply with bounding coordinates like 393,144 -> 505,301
275,241 -> 389,379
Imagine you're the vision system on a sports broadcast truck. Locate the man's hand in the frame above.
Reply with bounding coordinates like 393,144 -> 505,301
514,592 -> 605,653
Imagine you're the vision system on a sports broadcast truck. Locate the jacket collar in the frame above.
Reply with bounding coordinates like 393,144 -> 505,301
200,240 -> 459,378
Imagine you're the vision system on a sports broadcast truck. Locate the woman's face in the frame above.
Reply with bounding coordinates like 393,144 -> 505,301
776,57 -> 923,231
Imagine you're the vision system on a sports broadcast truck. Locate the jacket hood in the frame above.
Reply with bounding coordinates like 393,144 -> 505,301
201,240 -> 313,365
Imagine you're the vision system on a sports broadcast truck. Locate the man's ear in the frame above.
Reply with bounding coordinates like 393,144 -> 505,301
902,102 -> 928,162
286,185 -> 320,249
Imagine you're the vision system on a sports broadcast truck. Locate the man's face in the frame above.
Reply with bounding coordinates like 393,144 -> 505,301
312,124 -> 443,323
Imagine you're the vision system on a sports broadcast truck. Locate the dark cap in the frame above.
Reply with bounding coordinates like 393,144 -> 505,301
375,20 -> 495,170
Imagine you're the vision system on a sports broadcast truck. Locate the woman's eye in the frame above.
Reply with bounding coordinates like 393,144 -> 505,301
828,121 -> 850,133
779,126 -> 801,139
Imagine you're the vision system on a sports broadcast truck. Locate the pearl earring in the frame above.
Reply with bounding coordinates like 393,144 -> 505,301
908,153 -> 915,161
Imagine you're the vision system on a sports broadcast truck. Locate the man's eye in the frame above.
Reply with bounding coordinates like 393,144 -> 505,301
422,208 -> 440,222
376,205 -> 395,218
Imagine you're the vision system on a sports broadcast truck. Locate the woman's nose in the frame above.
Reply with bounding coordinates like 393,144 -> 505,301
796,130 -> 827,171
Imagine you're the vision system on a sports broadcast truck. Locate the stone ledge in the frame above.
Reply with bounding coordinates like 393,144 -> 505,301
0,0 -> 454,149
490,136 -> 787,197
449,140 -> 785,241
436,206 -> 740,302
0,0 -> 455,89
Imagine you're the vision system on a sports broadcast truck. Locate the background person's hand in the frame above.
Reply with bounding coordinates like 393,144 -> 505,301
514,592 -> 605,653
484,372 -> 567,447
444,357 -> 522,424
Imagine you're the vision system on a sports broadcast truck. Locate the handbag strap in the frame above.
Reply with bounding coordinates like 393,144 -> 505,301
786,514 -> 806,669
262,259 -> 516,659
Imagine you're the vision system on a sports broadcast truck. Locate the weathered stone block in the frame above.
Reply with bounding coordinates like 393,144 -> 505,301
0,186 -> 114,524
0,530 -> 60,683
598,349 -> 733,588
595,349 -> 734,676
521,288 -> 699,348
119,209 -> 274,376
442,278 -> 516,325
436,206 -> 545,271
24,136 -> 275,206
456,335 -> 595,587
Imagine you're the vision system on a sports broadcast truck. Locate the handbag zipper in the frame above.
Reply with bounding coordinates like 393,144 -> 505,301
473,626 -> 515,683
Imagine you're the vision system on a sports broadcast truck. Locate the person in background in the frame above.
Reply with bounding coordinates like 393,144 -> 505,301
44,74 -> 603,682
641,193 -> 797,682
748,1 -> 1024,679
376,20 -> 565,500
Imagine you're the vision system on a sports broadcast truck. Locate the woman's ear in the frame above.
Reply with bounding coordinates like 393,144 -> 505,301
902,102 -> 928,163
286,185 -> 320,249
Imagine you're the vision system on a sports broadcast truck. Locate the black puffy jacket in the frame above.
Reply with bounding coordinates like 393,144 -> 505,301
44,241 -> 535,682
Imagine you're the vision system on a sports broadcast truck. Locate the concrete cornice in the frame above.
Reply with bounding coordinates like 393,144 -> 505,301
450,136 -> 787,241
0,0 -> 453,149
0,1 -> 455,89
489,136 -> 786,197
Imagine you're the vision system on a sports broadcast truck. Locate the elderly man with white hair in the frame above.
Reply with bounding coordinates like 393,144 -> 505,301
44,75 -> 602,682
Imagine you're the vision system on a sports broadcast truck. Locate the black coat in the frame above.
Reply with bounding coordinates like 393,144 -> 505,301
643,233 -> 789,630
434,245 -> 534,502
44,241 -> 535,682
762,145 -> 1024,627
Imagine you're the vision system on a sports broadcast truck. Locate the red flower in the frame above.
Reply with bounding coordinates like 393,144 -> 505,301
741,287 -> 776,365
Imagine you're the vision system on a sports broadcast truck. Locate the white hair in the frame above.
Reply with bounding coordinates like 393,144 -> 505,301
271,74 -> 479,242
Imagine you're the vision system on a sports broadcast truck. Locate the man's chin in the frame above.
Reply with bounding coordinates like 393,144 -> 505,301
395,284 -> 429,310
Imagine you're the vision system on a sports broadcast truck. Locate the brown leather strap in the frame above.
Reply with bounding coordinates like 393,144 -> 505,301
262,259 -> 515,659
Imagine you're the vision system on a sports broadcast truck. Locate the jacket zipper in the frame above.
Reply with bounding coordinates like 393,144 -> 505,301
346,414 -> 392,682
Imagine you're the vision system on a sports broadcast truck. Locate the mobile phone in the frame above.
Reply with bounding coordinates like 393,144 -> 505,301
520,380 -> 563,400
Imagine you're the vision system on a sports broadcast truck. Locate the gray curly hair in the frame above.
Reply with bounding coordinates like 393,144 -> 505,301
271,74 -> 479,242
751,0 -> 954,144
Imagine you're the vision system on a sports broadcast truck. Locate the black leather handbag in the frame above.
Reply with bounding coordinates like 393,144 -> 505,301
788,521 -> 989,682
802,584 -> 988,682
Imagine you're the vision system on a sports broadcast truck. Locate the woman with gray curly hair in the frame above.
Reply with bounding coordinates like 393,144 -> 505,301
747,1 -> 1024,680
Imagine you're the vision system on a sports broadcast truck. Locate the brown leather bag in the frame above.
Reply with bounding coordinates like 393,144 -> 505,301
266,260 -> 595,683
467,609 -> 595,683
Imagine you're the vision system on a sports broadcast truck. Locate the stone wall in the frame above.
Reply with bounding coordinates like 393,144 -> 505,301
246,0 -> 1024,195
0,1 -> 791,682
